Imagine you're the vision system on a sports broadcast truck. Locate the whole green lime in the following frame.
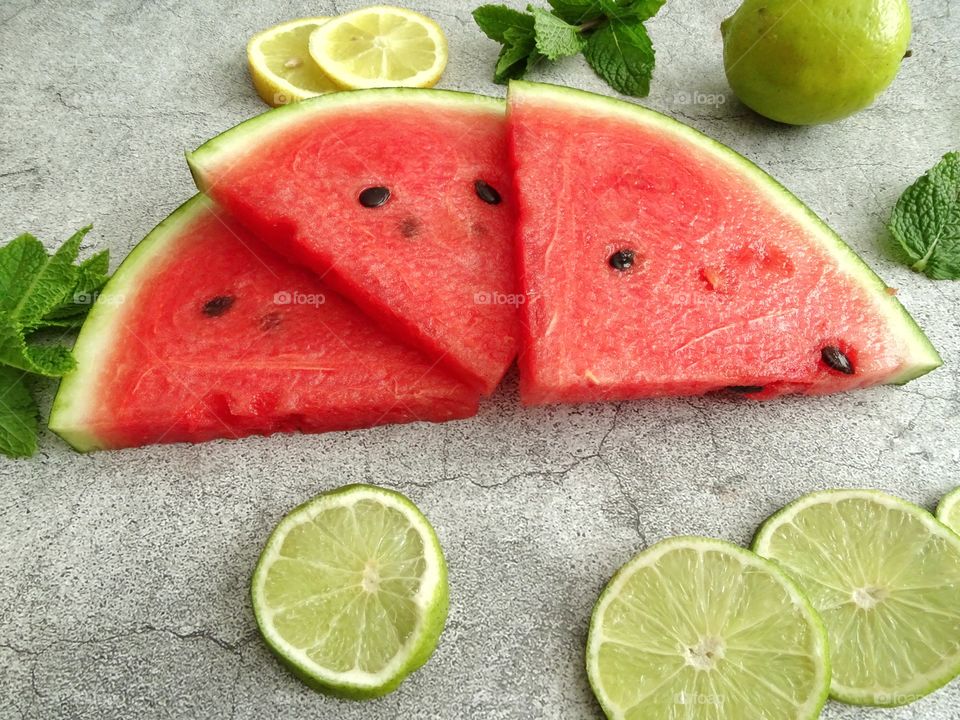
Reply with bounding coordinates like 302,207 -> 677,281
721,0 -> 911,125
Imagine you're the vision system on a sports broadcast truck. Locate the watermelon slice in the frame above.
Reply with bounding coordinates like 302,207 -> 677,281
187,89 -> 518,395
507,82 -> 941,405
48,196 -> 478,451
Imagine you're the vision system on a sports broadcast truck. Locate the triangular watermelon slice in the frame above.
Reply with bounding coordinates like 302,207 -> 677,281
187,89 -> 518,395
48,196 -> 478,451
507,82 -> 941,405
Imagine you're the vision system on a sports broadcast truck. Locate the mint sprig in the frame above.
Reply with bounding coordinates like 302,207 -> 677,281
0,228 -> 109,457
889,152 -> 960,280
472,0 -> 665,96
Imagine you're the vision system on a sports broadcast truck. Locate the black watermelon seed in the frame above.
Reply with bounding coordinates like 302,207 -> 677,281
202,295 -> 235,317
399,216 -> 420,238
728,385 -> 764,394
359,186 -> 390,208
259,312 -> 283,331
821,345 -> 854,375
609,249 -> 636,271
474,180 -> 502,205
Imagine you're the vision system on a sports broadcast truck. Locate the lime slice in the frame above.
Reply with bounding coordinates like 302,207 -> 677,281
307,5 -> 448,90
251,484 -> 448,698
586,536 -> 830,720
754,489 -> 960,706
247,17 -> 339,107
937,487 -> 960,534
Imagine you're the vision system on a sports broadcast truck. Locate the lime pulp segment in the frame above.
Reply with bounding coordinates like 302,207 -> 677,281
753,489 -> 960,705
586,536 -> 830,720
251,484 -> 448,698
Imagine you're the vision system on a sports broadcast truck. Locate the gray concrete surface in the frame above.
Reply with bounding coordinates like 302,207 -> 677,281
1,0 -> 958,718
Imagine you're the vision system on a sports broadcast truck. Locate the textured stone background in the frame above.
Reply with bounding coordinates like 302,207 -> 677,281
0,0 -> 958,718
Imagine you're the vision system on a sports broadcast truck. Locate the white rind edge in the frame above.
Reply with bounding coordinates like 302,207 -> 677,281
250,484 -> 446,690
507,81 -> 942,386
586,536 -> 830,720
47,195 -> 214,451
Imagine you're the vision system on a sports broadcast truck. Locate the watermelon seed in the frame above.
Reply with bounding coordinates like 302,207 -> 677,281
608,250 -> 636,271
359,186 -> 390,208
728,385 -> 764,394
202,295 -> 235,317
474,180 -> 501,205
821,345 -> 854,375
399,217 -> 420,238
259,312 -> 283,331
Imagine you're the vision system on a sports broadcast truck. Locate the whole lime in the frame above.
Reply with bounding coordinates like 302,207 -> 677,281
721,0 -> 911,125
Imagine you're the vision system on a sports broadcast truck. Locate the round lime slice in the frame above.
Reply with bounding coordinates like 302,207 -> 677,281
937,487 -> 960,535
586,536 -> 830,719
754,489 -> 960,706
251,484 -> 448,698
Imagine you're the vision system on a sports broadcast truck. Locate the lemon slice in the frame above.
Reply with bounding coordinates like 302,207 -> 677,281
307,5 -> 448,90
247,17 -> 339,107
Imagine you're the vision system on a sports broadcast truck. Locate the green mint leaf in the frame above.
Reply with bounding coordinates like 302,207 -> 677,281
473,4 -> 534,43
0,317 -> 77,377
494,26 -> 539,83
889,152 -> 960,279
531,6 -> 585,60
0,366 -> 38,458
583,17 -> 655,97
599,0 -> 666,22
0,227 -> 89,330
42,249 -> 110,323
547,0 -> 605,24
0,226 -> 107,456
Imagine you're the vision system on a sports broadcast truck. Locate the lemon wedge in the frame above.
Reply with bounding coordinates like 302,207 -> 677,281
308,6 -> 448,90
247,17 -> 339,107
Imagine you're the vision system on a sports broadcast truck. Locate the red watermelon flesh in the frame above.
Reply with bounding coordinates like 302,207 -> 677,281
48,196 -> 478,451
187,89 -> 518,395
508,82 -> 941,405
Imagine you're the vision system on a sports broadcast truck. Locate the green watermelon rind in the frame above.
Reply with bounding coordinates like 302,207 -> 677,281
186,87 -> 505,193
508,81 -> 942,387
48,195 -> 215,452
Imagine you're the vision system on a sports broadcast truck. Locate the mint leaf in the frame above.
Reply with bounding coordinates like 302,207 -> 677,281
583,17 -> 655,96
473,4 -> 534,43
889,152 -> 960,280
600,0 -> 666,22
473,1 -> 662,96
0,227 -> 108,457
43,249 -> 110,323
0,318 -> 76,377
547,0 -> 604,24
494,25 -> 540,83
531,6 -> 585,60
0,228 -> 89,330
0,366 -> 38,458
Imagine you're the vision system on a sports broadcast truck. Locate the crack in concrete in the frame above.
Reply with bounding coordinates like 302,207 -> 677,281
0,4 -> 28,27
3,624 -> 257,658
